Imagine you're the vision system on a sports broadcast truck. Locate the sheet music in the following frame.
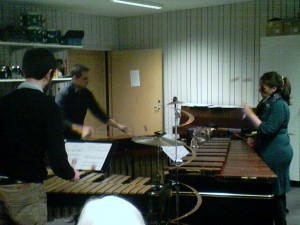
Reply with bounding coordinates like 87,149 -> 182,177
65,142 -> 112,171
161,145 -> 189,161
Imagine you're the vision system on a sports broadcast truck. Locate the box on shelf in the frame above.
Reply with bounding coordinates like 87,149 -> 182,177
25,26 -> 47,43
61,30 -> 84,46
0,25 -> 27,42
284,18 -> 300,35
266,18 -> 284,36
11,65 -> 22,79
20,13 -> 46,27
0,66 -> 12,79
46,29 -> 61,44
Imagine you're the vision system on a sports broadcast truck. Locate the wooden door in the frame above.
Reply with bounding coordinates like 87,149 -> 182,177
110,49 -> 163,137
68,49 -> 108,138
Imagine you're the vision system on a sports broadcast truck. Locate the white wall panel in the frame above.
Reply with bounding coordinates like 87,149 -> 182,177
199,8 -> 208,104
189,9 -> 198,104
222,5 -> 232,105
211,6 -> 221,105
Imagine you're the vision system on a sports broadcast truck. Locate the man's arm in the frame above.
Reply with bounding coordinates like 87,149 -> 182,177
86,90 -> 127,133
55,88 -> 74,133
45,102 -> 80,181
107,118 -> 128,133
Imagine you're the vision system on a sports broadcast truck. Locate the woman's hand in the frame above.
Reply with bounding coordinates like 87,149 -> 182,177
242,103 -> 254,118
242,103 -> 262,129
246,137 -> 255,148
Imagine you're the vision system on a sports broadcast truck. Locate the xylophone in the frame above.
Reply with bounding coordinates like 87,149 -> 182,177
45,171 -> 171,224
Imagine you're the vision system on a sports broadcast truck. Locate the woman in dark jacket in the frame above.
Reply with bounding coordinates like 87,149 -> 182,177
243,71 -> 293,225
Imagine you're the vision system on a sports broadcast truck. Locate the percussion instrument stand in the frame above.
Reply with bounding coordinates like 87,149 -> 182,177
125,147 -> 129,175
155,146 -> 162,187
173,102 -> 182,225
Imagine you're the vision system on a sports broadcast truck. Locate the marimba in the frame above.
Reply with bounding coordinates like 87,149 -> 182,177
165,139 -> 277,225
166,137 -> 230,174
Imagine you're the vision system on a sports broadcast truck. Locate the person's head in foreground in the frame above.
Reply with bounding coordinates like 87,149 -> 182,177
77,195 -> 146,225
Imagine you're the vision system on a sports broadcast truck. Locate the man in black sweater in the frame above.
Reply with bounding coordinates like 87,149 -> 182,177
0,48 -> 80,225
55,64 -> 127,140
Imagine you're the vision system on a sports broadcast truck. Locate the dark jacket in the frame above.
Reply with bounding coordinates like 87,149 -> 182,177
255,93 -> 293,195
0,88 -> 74,182
55,83 -> 109,140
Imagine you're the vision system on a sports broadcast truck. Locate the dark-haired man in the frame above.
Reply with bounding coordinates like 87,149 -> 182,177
0,48 -> 80,225
55,64 -> 127,140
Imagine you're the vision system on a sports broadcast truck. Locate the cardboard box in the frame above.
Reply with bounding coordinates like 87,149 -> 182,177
284,18 -> 300,35
25,26 -> 47,43
266,19 -> 284,36
63,38 -> 82,46
46,29 -> 61,44
61,30 -> 84,46
20,13 -> 46,27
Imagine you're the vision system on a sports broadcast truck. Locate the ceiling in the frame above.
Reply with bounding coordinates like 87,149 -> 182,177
10,0 -> 250,17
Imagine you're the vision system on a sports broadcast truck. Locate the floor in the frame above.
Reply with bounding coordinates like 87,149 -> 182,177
286,186 -> 300,225
47,186 -> 300,225
47,218 -> 74,225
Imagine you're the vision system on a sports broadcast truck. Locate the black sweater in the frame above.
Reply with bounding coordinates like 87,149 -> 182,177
0,88 -> 75,182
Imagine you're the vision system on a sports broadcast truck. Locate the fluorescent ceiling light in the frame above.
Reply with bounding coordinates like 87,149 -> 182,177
111,0 -> 163,9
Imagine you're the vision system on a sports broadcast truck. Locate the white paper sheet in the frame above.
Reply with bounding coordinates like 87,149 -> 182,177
65,142 -> 112,171
130,70 -> 140,87
161,145 -> 189,162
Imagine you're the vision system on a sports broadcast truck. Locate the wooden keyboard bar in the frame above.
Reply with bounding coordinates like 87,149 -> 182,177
166,139 -> 230,174
45,173 -> 153,195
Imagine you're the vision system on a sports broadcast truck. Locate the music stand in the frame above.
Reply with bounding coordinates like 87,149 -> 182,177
64,140 -> 118,172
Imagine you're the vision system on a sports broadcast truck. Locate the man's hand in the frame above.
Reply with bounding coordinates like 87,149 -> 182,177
71,168 -> 80,181
81,126 -> 95,138
107,119 -> 128,133
117,124 -> 128,133
71,124 -> 95,138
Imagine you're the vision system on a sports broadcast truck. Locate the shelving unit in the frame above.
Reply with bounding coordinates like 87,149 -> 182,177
0,41 -> 78,97
0,77 -> 72,83
0,40 -> 82,79
0,40 -> 83,66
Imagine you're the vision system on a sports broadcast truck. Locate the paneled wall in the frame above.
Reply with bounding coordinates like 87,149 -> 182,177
117,0 -> 300,133
1,0 -> 299,135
